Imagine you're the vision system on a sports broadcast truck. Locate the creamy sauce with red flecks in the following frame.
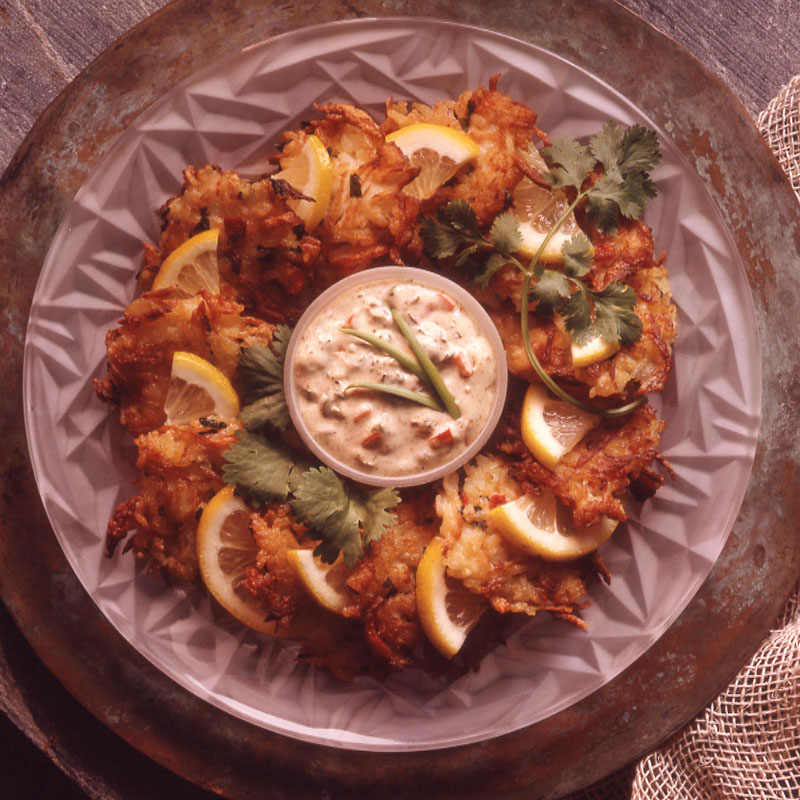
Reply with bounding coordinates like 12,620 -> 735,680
292,279 -> 498,478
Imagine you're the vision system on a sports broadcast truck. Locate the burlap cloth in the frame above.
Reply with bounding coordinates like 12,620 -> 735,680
563,79 -> 800,800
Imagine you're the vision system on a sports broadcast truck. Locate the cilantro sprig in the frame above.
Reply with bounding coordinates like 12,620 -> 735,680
421,121 -> 661,417
292,467 -> 399,565
237,325 -> 292,431
545,122 -> 660,233
223,430 -> 400,566
227,328 -> 400,565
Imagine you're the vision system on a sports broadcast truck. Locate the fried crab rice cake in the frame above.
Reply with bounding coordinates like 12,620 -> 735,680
96,79 -> 674,677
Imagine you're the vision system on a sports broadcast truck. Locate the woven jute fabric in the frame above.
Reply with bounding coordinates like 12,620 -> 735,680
563,79 -> 800,800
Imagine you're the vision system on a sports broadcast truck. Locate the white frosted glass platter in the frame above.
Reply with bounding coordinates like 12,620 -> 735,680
21,17 -> 761,751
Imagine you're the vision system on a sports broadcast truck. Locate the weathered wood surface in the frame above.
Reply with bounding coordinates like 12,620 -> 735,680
1,1 -> 799,797
3,0 -> 800,177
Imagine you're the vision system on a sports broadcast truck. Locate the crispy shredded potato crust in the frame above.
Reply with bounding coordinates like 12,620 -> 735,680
97,79 -> 675,677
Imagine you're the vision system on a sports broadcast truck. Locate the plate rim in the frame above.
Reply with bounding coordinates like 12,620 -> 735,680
2,3 -> 797,798
20,13 -> 762,752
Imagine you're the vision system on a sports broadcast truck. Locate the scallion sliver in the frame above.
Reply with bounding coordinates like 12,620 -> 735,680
341,328 -> 428,384
390,309 -> 461,420
345,382 -> 444,411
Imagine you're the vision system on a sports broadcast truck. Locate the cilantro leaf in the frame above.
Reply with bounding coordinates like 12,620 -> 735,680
619,124 -> 662,176
222,429 -> 303,504
238,325 -> 292,430
292,467 -> 399,566
589,121 -> 625,173
238,394 -> 291,432
585,122 -> 661,232
561,288 -> 594,345
292,467 -> 361,565
454,242 -> 483,268
476,251 -> 511,288
361,487 -> 402,547
590,281 -> 643,345
442,198 -> 483,238
420,216 -> 465,259
489,211 -> 523,256
590,122 -> 661,178
542,137 -> 595,191
530,269 -> 572,317
585,172 -> 627,233
562,232 -> 594,277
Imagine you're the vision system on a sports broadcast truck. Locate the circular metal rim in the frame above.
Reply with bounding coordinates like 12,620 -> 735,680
2,1 -> 799,798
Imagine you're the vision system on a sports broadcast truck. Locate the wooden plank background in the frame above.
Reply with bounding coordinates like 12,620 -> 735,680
3,0 -> 800,177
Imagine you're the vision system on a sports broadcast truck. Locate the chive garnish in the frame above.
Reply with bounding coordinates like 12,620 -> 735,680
345,382 -> 444,411
341,328 -> 428,383
390,309 -> 461,420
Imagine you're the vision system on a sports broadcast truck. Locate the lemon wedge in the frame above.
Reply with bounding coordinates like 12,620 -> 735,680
286,549 -> 351,615
489,490 -> 618,561
415,538 -> 486,659
511,175 -> 586,261
554,317 -> 621,368
571,332 -> 620,368
152,229 -> 220,294
386,123 -> 481,200
196,486 -> 279,635
509,143 -> 589,262
272,134 -> 333,231
521,382 -> 598,471
164,351 -> 240,425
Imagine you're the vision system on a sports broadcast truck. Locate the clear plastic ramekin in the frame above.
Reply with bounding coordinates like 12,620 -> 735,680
284,266 -> 508,487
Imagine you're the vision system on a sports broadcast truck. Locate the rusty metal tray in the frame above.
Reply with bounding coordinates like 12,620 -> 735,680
2,1 -> 799,797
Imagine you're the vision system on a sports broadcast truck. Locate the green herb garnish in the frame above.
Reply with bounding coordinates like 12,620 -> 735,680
223,430 -> 399,566
345,381 -> 444,411
292,467 -> 400,566
421,121 -> 661,417
222,429 -> 308,503
237,325 -> 292,430
390,308 -> 461,420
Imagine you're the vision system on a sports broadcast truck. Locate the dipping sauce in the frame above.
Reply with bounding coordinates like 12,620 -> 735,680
287,270 -> 504,483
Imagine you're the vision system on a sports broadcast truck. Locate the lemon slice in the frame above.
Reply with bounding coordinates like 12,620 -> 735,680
196,486 -> 279,635
571,332 -> 620,368
286,549 -> 350,615
152,229 -> 220,293
164,351 -> 240,425
272,134 -> 333,231
554,317 -> 621,368
521,382 -> 598,471
511,175 -> 586,261
386,123 -> 481,200
490,490 -> 618,561
416,538 -> 486,659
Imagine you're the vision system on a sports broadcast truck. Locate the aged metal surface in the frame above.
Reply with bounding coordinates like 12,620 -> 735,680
1,1 -> 799,798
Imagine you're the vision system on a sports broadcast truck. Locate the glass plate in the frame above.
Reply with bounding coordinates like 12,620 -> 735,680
22,18 -> 761,751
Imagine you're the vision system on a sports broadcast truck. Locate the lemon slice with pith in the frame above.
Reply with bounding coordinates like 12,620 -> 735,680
152,229 -> 220,294
511,175 -> 586,262
272,134 -> 333,231
286,549 -> 351,615
415,538 -> 487,659
489,490 -> 618,561
196,486 -> 280,635
571,332 -> 620,367
386,123 -> 481,200
164,351 -> 239,425
521,382 -> 598,471
510,144 -> 590,262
